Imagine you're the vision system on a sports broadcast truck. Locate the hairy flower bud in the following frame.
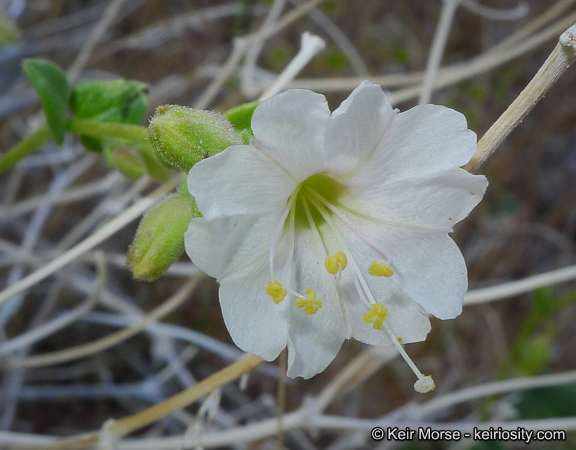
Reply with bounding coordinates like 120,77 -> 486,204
127,193 -> 200,281
148,105 -> 241,172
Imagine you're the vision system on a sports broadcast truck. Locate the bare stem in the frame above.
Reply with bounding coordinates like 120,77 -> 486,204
465,24 -> 576,173
0,125 -> 51,175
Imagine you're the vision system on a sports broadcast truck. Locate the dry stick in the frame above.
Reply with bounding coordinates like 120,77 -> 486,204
465,23 -> 576,172
0,174 -> 183,308
48,353 -> 264,449
0,275 -> 200,371
66,0 -> 129,82
194,0 -> 322,109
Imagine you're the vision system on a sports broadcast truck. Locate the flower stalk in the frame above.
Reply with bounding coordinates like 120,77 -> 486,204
465,24 -> 576,173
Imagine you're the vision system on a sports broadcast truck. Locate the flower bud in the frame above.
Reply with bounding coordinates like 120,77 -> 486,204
104,146 -> 147,179
127,193 -> 200,281
148,105 -> 241,172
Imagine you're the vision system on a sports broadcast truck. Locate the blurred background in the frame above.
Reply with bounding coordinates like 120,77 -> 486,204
1,0 -> 576,448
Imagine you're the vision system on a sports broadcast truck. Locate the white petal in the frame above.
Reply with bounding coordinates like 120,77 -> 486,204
345,167 -> 488,230
185,213 -> 275,280
386,232 -> 469,319
219,267 -> 288,361
185,214 -> 289,360
188,144 -> 296,219
251,89 -> 331,180
342,216 -> 468,319
324,81 -> 395,175
345,281 -> 431,346
349,104 -> 477,186
284,228 -> 347,378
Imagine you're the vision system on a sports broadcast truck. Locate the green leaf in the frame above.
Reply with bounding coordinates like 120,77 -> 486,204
70,79 -> 148,125
23,59 -> 69,145
517,385 -> 576,418
533,287 -> 555,317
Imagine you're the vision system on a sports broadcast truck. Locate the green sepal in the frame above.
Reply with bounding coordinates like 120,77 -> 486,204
70,79 -> 148,125
148,105 -> 242,172
22,59 -> 69,145
223,101 -> 259,132
127,193 -> 200,281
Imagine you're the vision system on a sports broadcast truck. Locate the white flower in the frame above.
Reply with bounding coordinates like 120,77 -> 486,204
185,81 -> 487,388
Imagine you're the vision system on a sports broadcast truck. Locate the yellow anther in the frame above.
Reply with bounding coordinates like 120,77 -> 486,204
368,260 -> 394,277
414,375 -> 436,393
325,251 -> 348,274
295,288 -> 322,315
397,337 -> 404,344
363,302 -> 389,330
265,279 -> 287,304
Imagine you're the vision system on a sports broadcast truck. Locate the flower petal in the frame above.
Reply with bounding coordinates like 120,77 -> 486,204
349,104 -> 477,186
344,167 -> 487,230
185,214 -> 289,360
284,229 -> 347,378
345,281 -> 431,346
324,81 -> 395,175
188,144 -> 296,219
185,213 -> 275,280
251,89 -> 331,180
342,214 -> 469,319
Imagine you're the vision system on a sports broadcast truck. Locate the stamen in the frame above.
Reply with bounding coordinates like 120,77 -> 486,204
363,302 -> 389,330
325,251 -> 347,274
368,260 -> 394,277
295,288 -> 322,315
305,188 -> 392,260
269,188 -> 300,281
265,279 -> 287,304
303,188 -> 377,305
363,301 -> 434,394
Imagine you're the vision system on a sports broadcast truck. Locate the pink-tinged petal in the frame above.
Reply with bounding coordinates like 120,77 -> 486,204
188,144 -> 297,220
324,81 -> 395,175
251,89 -> 331,180
348,104 -> 477,186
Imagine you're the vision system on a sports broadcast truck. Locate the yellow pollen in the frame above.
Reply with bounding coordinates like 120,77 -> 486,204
368,260 -> 394,277
397,337 -> 404,343
295,288 -> 322,315
325,251 -> 348,274
363,302 -> 389,330
265,279 -> 287,304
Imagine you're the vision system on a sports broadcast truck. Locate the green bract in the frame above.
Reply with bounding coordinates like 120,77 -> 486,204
148,105 -> 241,172
70,79 -> 148,124
127,193 -> 201,282
23,59 -> 69,145
70,79 -> 149,153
